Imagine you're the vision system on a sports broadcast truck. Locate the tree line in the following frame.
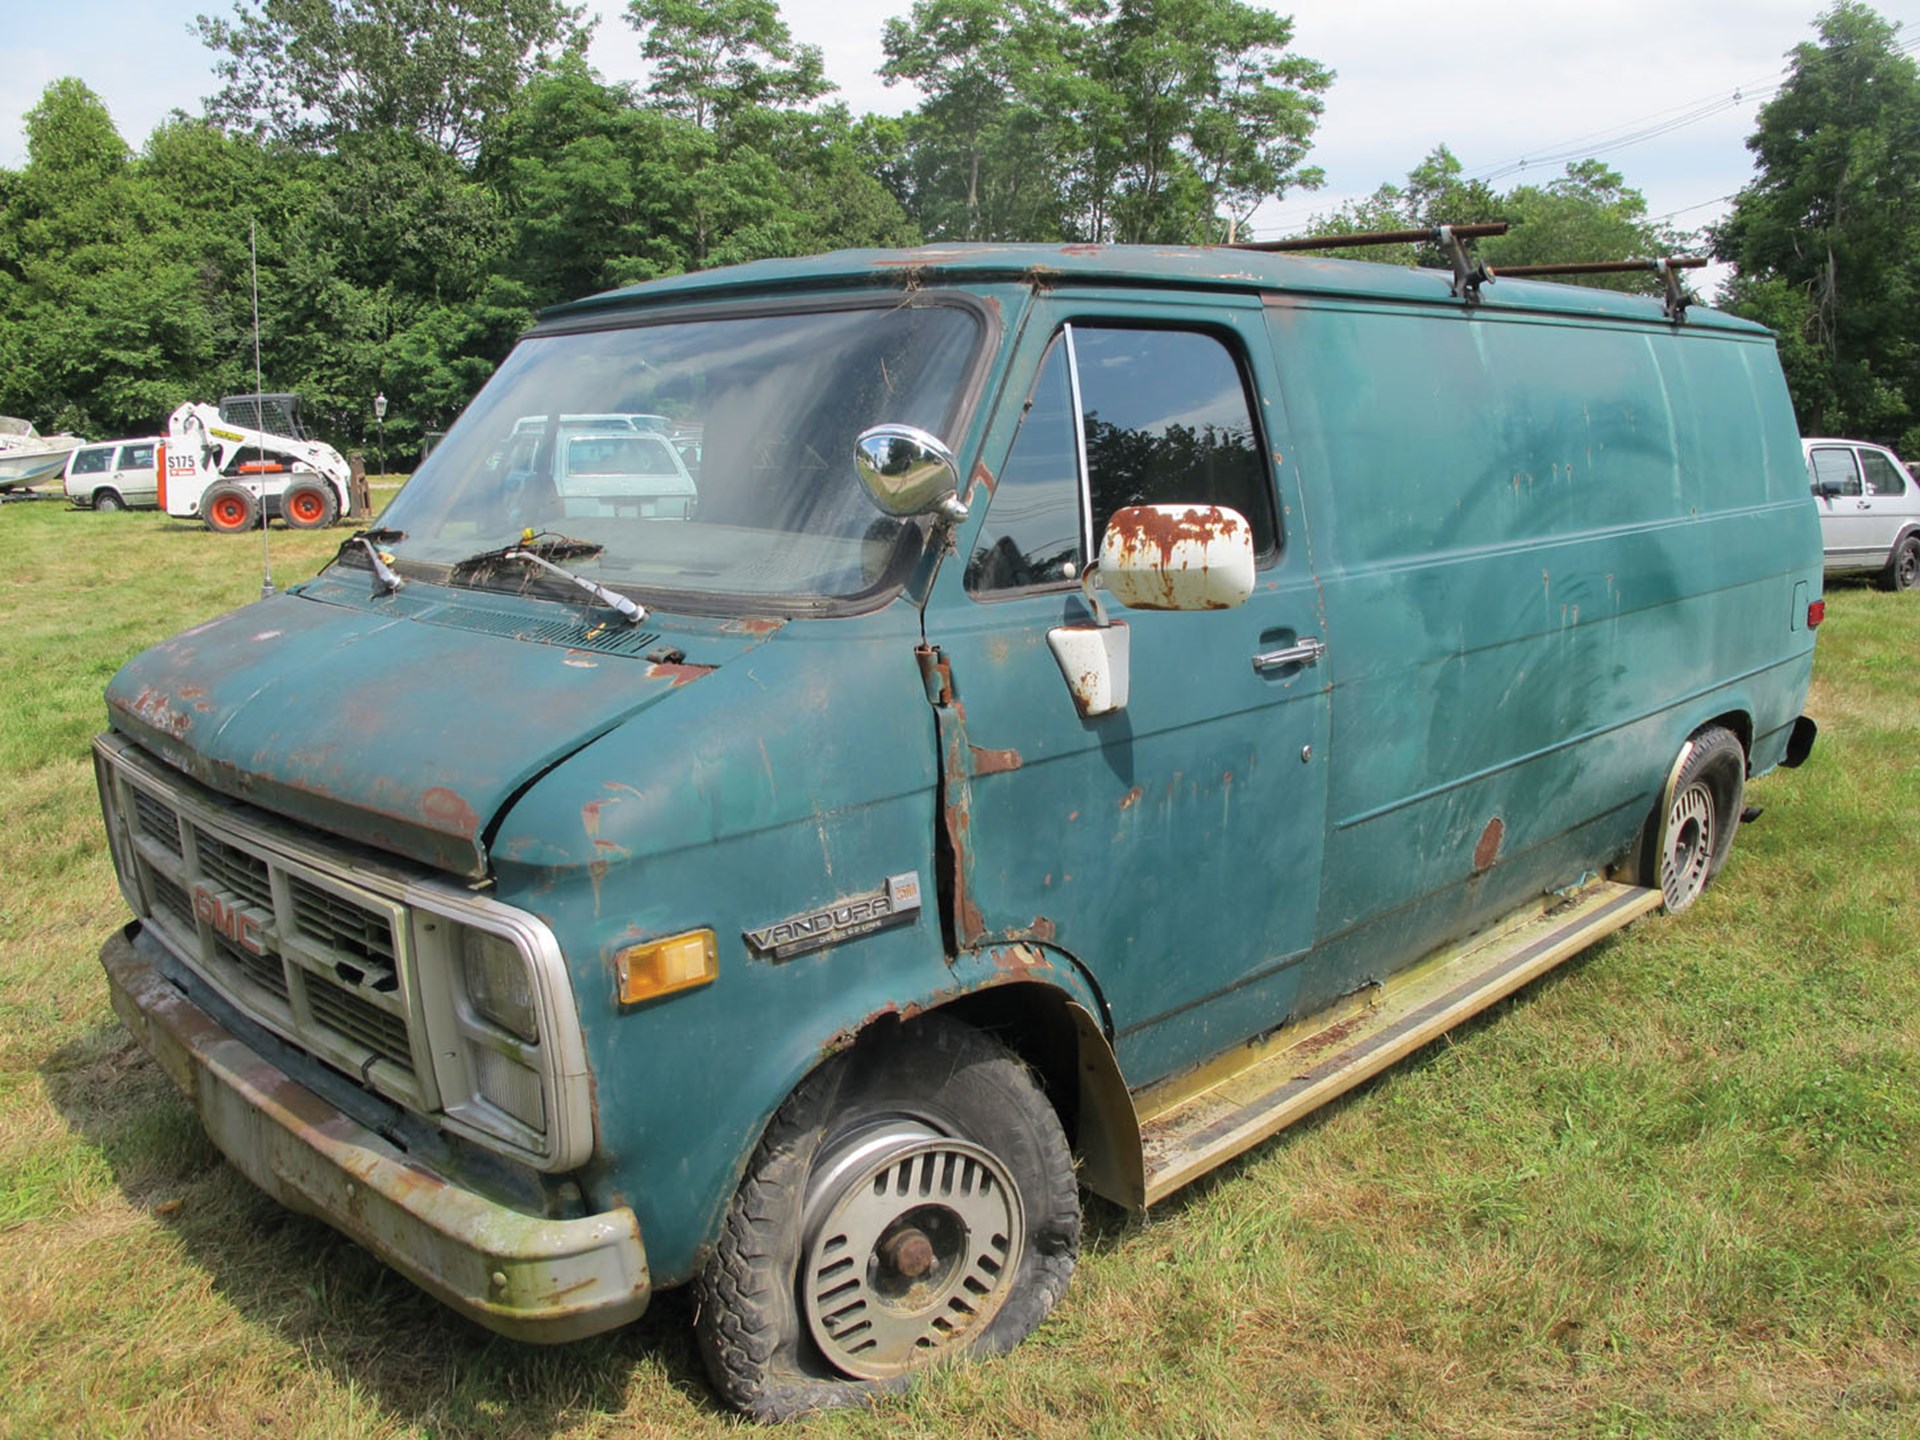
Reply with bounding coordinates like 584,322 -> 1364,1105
0,0 -> 1914,461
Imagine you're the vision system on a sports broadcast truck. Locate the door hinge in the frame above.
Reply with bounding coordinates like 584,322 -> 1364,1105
915,643 -> 956,707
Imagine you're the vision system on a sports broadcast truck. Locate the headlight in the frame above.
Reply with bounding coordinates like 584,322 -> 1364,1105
461,928 -> 539,1042
451,923 -> 547,1134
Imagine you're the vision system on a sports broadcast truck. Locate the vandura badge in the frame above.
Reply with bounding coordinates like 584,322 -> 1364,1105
744,874 -> 924,962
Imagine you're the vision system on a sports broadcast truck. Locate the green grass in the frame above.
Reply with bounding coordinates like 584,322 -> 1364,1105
2,498 -> 1916,1437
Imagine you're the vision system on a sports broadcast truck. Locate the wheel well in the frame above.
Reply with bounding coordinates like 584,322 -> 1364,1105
938,986 -> 1083,1132
1698,709 -> 1752,772
842,981 -> 1142,1210
933,982 -> 1142,1211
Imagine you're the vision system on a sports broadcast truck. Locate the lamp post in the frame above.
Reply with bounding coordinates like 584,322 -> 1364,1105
373,391 -> 388,478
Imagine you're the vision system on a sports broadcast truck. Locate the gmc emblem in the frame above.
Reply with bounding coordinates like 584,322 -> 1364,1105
192,884 -> 264,956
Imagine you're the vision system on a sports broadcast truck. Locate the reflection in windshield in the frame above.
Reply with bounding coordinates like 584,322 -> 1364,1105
371,302 -> 983,611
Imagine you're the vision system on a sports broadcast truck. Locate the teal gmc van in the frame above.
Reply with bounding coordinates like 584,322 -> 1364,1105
94,244 -> 1821,1418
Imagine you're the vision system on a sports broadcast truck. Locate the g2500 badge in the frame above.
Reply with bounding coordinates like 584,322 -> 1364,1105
744,873 -> 922,961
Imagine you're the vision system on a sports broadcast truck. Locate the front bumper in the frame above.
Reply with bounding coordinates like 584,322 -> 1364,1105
103,924 -> 651,1343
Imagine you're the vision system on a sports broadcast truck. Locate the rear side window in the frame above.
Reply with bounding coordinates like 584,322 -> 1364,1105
119,443 -> 155,469
967,325 -> 1274,595
71,447 -> 113,476
1862,450 -> 1909,497
1809,447 -> 1862,496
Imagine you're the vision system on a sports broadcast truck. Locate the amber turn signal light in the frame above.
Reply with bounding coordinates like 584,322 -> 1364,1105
615,929 -> 718,1005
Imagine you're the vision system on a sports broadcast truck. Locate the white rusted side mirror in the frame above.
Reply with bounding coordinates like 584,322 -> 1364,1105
1047,620 -> 1130,718
1045,504 -> 1255,718
1098,504 -> 1256,612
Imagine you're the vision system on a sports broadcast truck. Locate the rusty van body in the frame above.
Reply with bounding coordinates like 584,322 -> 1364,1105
94,244 -> 1820,1417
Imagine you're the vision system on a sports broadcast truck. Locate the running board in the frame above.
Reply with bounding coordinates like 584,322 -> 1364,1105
1136,879 -> 1663,1205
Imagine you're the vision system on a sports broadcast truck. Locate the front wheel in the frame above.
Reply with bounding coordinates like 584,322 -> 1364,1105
1883,534 -> 1920,592
1649,726 -> 1746,913
281,478 -> 340,530
201,483 -> 259,534
696,1015 -> 1080,1421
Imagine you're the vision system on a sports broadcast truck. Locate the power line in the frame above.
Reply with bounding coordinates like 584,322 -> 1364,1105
1254,29 -> 1920,243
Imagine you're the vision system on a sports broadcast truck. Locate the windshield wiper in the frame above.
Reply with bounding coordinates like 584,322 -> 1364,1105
451,531 -> 647,626
335,528 -> 407,597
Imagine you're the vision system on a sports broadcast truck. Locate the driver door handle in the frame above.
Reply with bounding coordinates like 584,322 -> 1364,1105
1252,637 -> 1326,673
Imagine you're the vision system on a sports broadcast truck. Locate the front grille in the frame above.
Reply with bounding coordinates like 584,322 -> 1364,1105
291,875 -> 397,971
196,830 -> 273,910
148,870 -> 196,932
105,763 -> 427,1109
306,970 -> 412,1067
133,791 -> 183,855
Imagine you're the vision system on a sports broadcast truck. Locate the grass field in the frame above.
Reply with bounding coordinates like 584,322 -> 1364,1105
1,496 -> 1915,1438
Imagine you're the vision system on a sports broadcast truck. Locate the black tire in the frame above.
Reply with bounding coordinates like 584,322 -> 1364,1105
695,1014 -> 1080,1421
1883,534 -> 1920,592
1647,726 -> 1746,913
202,483 -> 260,534
93,489 -> 126,513
282,478 -> 340,530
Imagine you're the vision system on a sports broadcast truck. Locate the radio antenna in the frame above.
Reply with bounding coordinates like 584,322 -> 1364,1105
252,221 -> 274,599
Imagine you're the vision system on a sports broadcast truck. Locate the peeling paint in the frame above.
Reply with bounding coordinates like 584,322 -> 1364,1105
969,745 -> 1023,776
129,686 -> 194,739
1473,816 -> 1504,873
421,787 -> 479,836
645,662 -> 715,687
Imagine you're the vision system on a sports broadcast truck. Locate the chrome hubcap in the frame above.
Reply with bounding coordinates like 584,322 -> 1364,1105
800,1122 -> 1024,1380
1663,780 -> 1715,910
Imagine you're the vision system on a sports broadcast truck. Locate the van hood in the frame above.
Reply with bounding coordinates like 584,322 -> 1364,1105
104,574 -> 777,877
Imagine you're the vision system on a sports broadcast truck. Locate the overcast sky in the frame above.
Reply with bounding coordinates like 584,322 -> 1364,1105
7,0 -> 1919,249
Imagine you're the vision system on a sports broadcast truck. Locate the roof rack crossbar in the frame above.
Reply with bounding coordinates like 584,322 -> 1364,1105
1488,256 -> 1708,322
1236,221 -> 1511,254
1235,223 -> 1507,305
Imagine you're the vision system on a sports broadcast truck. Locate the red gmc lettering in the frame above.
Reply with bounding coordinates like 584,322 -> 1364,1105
192,886 -> 264,955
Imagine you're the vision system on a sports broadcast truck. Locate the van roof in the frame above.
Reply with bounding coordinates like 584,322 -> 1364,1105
547,242 -> 1766,336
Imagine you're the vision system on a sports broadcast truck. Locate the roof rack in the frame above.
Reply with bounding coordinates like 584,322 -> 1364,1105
1236,222 -> 1508,304
1485,256 -> 1709,322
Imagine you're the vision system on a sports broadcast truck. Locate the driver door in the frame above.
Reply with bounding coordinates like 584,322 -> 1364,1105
922,292 -> 1332,1086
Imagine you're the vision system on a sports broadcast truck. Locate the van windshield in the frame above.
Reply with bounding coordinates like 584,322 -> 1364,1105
369,301 -> 983,611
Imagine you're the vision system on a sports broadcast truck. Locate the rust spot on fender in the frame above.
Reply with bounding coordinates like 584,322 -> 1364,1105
1474,816 -> 1504,873
646,662 -> 715,687
1119,787 -> 1143,811
721,616 -> 785,635
970,745 -> 1023,776
422,787 -> 479,836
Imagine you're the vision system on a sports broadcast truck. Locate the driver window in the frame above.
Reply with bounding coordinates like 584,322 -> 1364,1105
1809,447 -> 1862,496
967,325 -> 1275,596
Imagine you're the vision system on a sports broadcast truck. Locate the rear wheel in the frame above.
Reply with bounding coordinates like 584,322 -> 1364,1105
282,478 -> 339,530
1648,726 -> 1746,913
93,489 -> 126,513
202,483 -> 259,534
696,1014 -> 1080,1421
1883,534 -> 1920,592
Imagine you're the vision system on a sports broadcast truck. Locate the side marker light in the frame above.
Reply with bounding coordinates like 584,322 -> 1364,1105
615,929 -> 718,1005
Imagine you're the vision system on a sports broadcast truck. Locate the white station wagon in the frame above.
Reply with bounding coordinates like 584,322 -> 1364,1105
1804,437 -> 1920,591
63,436 -> 165,512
